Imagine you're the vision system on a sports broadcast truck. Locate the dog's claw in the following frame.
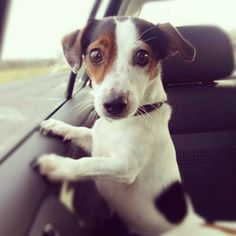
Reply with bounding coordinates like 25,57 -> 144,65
31,158 -> 40,172
39,119 -> 65,137
35,154 -> 75,182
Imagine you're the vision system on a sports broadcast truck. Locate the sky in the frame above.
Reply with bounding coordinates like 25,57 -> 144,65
2,0 -> 236,60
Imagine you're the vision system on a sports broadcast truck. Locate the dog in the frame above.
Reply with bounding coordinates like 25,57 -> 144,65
37,16 -> 236,236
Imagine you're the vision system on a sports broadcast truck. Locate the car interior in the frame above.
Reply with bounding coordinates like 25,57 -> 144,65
0,0 -> 236,235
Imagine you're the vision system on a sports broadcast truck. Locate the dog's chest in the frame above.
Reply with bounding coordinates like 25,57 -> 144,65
90,116 -> 180,235
92,117 -> 155,157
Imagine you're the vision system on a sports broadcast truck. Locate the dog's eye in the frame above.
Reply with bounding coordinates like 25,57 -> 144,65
135,49 -> 149,67
89,49 -> 103,64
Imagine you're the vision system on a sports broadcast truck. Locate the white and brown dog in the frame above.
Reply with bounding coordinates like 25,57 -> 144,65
37,17 -> 236,236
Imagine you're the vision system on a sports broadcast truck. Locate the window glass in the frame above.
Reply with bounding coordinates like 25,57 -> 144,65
140,0 -> 236,63
0,0 -> 95,157
95,0 -> 110,19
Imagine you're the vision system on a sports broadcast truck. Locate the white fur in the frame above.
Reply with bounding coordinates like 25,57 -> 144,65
38,18 -> 234,236
93,18 -> 166,119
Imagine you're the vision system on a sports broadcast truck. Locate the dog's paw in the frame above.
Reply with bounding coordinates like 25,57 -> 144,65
40,119 -> 69,137
37,154 -> 76,181
62,130 -> 81,143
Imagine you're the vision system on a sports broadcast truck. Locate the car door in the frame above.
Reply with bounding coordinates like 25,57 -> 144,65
0,0 -> 123,235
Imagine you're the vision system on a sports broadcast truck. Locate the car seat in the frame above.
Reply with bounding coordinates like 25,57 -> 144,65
164,25 -> 236,221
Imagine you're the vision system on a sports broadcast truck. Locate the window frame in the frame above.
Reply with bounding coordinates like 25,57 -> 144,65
0,0 -> 10,57
0,1 -> 136,234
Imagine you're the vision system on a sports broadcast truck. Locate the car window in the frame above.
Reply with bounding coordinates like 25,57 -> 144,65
0,0 -> 95,158
139,0 -> 236,65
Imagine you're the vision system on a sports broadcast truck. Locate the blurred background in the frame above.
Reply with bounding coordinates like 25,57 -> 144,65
1,0 -> 236,83
0,0 -> 236,157
0,0 -> 104,81
0,0 -> 108,157
1,0 -> 236,80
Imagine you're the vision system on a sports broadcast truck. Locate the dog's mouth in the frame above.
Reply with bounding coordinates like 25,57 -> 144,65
103,112 -> 129,120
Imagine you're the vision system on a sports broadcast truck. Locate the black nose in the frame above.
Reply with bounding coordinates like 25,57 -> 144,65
103,96 -> 127,116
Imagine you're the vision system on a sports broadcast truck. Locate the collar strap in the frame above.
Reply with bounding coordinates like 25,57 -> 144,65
134,100 -> 168,116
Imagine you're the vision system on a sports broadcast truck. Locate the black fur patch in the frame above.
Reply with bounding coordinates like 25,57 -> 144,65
81,17 -> 116,55
154,181 -> 187,224
132,18 -> 170,60
81,17 -> 170,61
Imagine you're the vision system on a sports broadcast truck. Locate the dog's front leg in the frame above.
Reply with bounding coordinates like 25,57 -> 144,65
40,119 -> 92,153
37,154 -> 138,184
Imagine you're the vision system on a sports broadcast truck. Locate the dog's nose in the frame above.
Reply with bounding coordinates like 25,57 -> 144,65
103,96 -> 127,116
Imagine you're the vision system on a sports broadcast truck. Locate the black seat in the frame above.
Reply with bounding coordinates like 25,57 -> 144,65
163,26 -> 236,221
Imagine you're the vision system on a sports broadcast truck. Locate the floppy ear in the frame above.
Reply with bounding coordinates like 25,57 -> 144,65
158,23 -> 196,62
62,29 -> 83,73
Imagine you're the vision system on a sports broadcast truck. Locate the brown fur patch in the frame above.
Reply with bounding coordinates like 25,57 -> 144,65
148,59 -> 160,80
204,223 -> 236,235
140,42 -> 159,80
85,32 -> 116,84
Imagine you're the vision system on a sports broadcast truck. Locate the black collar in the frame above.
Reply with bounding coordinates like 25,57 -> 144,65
93,100 -> 168,121
134,100 -> 168,116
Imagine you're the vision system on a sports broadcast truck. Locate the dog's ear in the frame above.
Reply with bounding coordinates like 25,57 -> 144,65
158,23 -> 196,62
62,29 -> 84,73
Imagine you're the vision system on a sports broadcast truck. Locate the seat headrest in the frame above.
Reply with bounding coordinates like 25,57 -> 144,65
162,26 -> 235,84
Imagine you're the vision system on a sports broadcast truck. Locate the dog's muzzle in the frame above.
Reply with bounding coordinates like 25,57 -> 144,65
103,95 -> 127,117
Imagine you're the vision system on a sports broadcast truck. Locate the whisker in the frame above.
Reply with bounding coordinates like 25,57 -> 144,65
74,104 -> 94,117
139,107 -> 155,124
87,109 -> 98,126
138,107 -> 148,122
73,102 -> 93,113
149,102 -> 165,110
75,103 -> 94,115
87,111 -> 94,126
137,25 -> 157,41
69,99 -> 94,113
95,112 -> 99,120
143,36 -> 159,43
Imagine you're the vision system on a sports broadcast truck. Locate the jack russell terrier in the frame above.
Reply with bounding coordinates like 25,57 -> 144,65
37,17 -> 236,236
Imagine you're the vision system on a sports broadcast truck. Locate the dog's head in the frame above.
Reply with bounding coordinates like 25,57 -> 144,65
62,17 -> 195,120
